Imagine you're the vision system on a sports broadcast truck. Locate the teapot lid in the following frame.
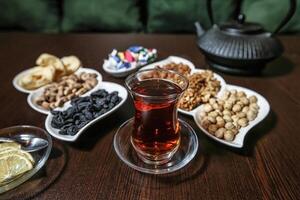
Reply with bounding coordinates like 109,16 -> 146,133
220,14 -> 264,34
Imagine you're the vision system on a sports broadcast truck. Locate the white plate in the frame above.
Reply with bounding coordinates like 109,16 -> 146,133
45,81 -> 128,142
193,84 -> 270,148
103,56 -> 157,78
27,68 -> 102,115
13,66 -> 83,94
103,62 -> 139,78
140,56 -> 226,116
13,68 -> 40,94
140,56 -> 196,71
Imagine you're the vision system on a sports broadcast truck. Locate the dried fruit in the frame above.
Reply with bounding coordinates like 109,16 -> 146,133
18,53 -> 81,90
51,89 -> 122,136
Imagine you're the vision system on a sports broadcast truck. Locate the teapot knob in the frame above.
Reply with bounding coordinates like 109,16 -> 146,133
237,14 -> 246,24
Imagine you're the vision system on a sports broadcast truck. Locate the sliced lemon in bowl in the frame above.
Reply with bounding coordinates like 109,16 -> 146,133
0,142 -> 21,150
0,149 -> 34,164
0,147 -> 34,185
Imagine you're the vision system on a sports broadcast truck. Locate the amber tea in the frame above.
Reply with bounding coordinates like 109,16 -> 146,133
125,69 -> 188,165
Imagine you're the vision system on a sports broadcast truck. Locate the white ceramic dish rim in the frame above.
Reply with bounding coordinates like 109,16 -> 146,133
103,61 -> 139,74
13,68 -> 36,93
13,66 -> 85,94
27,68 -> 103,115
139,56 -> 226,116
102,56 -> 158,77
193,84 -> 270,148
45,81 -> 128,142
140,56 -> 196,72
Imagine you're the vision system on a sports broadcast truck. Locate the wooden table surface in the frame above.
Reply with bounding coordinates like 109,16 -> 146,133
0,33 -> 299,200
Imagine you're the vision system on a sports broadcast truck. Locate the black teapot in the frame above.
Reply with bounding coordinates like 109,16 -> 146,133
195,0 -> 296,75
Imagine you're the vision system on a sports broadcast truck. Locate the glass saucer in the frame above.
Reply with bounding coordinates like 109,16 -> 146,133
113,118 -> 199,174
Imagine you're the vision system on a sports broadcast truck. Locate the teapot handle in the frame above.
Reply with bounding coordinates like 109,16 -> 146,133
207,0 -> 296,35
207,0 -> 214,25
207,0 -> 242,25
272,0 -> 296,35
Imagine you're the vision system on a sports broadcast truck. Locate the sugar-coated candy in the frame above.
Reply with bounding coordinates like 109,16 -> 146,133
103,46 -> 157,71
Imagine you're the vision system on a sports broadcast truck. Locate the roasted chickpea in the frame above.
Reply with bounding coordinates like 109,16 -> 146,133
247,111 -> 257,121
225,122 -> 234,130
223,109 -> 231,116
204,104 -> 213,112
215,128 -> 226,138
242,106 -> 249,113
223,115 -> 233,122
216,118 -> 225,128
224,102 -> 233,110
240,97 -> 249,105
237,112 -> 246,118
237,91 -> 246,97
207,116 -> 216,124
238,118 -> 248,127
208,111 -> 218,118
208,124 -> 218,134
232,104 -> 242,112
224,130 -> 234,141
209,98 -> 216,105
249,95 -> 258,103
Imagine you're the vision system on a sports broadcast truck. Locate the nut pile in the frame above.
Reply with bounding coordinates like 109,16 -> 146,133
51,89 -> 122,135
157,62 -> 191,76
35,72 -> 98,110
198,89 -> 259,141
18,53 -> 81,90
178,70 -> 221,111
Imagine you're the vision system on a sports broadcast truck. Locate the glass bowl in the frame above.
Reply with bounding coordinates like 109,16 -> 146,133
0,125 -> 52,194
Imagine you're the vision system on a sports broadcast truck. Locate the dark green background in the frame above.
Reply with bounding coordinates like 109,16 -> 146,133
0,0 -> 299,33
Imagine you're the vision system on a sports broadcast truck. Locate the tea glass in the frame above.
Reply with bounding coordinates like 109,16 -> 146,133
125,68 -> 189,165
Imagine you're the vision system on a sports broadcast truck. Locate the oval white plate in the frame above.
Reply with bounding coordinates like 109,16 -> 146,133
27,68 -> 102,115
45,81 -> 128,142
103,62 -> 139,78
140,56 -> 226,116
13,68 -> 40,94
193,84 -> 270,148
140,56 -> 196,71
13,66 -> 83,94
103,56 -> 158,78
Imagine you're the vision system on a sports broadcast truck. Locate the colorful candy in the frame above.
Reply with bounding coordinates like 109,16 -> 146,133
103,46 -> 157,71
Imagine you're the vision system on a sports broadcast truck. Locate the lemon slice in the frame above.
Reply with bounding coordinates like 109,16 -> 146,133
0,153 -> 33,184
0,149 -> 34,163
0,142 -> 21,150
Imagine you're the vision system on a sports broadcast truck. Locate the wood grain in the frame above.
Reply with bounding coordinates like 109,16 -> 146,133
0,33 -> 299,200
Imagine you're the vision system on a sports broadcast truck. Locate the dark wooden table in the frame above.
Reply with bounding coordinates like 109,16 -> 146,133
0,33 -> 299,200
